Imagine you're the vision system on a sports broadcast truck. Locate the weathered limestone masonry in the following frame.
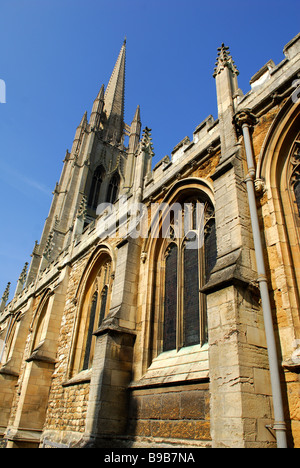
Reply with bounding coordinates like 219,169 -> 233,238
0,34 -> 300,448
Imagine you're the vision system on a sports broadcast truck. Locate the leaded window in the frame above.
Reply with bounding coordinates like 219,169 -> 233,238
162,199 -> 216,352
106,172 -> 120,204
290,137 -> 300,217
163,243 -> 178,351
88,165 -> 105,210
79,258 -> 112,371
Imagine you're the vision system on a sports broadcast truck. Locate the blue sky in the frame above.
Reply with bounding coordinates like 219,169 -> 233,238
0,0 -> 299,300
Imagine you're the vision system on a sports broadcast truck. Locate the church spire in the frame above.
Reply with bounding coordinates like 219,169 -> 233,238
104,40 -> 126,143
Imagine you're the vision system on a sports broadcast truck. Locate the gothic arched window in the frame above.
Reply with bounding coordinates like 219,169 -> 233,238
290,141 -> 300,217
163,243 -> 178,351
161,199 -> 217,352
106,172 -> 120,204
32,297 -> 50,351
82,291 -> 98,371
88,165 -> 105,210
183,237 -> 200,347
72,255 -> 112,374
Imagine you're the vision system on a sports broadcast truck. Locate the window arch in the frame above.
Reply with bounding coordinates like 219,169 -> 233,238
0,311 -> 22,365
71,253 -> 113,375
106,172 -> 120,204
88,165 -> 105,210
257,102 -> 300,362
160,197 -> 217,353
163,243 -> 178,351
288,134 -> 300,219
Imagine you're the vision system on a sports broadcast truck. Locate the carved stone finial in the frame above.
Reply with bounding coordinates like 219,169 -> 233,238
141,127 -> 155,157
18,262 -> 29,284
43,231 -> 54,261
31,240 -> 40,257
1,282 -> 11,303
77,195 -> 88,220
213,43 -> 239,78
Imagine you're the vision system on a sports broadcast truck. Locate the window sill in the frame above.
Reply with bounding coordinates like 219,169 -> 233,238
62,368 -> 92,387
129,344 -> 209,390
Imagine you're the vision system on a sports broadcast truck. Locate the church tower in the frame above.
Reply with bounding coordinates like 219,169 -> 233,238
26,39 -> 144,286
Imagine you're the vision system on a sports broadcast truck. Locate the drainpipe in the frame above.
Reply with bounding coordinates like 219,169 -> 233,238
234,110 -> 287,449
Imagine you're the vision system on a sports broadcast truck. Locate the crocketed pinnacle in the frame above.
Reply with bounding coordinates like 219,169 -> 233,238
1,282 -> 11,303
213,43 -> 239,78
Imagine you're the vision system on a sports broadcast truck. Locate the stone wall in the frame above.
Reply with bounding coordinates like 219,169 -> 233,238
43,254 -> 90,437
127,383 -> 211,447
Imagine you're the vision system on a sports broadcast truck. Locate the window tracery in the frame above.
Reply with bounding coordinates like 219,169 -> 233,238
289,136 -> 300,217
88,165 -> 105,210
161,198 -> 217,352
106,172 -> 120,204
73,256 -> 112,374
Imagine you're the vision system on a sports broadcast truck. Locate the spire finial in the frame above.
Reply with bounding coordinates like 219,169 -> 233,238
141,127 -> 155,157
1,282 -> 11,303
213,43 -> 239,78
43,231 -> 54,261
18,262 -> 29,283
123,36 -> 127,46
0,282 -> 11,312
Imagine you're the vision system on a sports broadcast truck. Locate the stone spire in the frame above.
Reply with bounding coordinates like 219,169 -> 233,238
104,40 -> 126,143
14,262 -> 29,297
90,84 -> 105,130
0,282 -> 11,313
128,105 -> 141,154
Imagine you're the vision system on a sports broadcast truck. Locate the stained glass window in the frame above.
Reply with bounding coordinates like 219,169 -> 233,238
163,244 -> 178,351
183,240 -> 200,347
160,198 -> 217,352
82,291 -> 98,370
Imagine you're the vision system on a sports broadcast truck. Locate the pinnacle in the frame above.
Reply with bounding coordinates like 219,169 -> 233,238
0,282 -> 11,311
95,84 -> 105,101
79,111 -> 88,127
132,104 -> 141,123
213,43 -> 239,78
1,282 -> 11,302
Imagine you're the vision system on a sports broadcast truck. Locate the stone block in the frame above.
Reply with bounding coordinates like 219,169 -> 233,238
253,368 -> 272,396
161,393 -> 180,420
180,391 -> 206,420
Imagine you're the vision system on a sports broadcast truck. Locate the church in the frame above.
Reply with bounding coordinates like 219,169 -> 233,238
0,33 -> 300,448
